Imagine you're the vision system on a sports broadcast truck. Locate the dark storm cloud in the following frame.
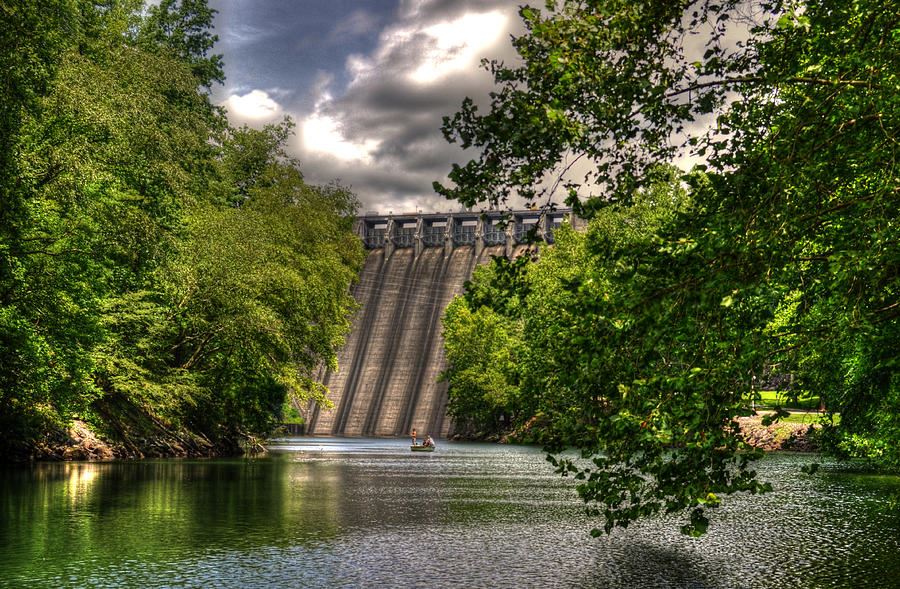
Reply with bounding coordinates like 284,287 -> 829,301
291,0 -> 524,211
392,140 -> 464,174
301,149 -> 457,213
329,9 -> 382,40
331,73 -> 494,118
211,0 -> 396,111
214,0 -> 526,212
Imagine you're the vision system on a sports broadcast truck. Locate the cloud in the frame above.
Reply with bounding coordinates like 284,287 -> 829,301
215,2 -> 747,214
302,110 -> 379,163
223,89 -> 283,122
293,0 -> 522,212
223,23 -> 274,46
408,11 -> 508,84
330,9 -> 381,40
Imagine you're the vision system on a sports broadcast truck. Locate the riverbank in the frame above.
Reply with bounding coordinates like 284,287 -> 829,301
4,418 -> 268,463
463,414 -> 823,452
11,413 -> 820,463
733,415 -> 821,452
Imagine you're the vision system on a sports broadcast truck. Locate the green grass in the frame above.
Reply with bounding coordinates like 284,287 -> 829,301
769,412 -> 840,425
781,412 -> 830,424
752,390 -> 822,410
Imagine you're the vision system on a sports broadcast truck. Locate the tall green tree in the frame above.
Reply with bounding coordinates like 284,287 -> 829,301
0,1 -> 81,427
1,0 -> 220,452
441,295 -> 524,435
0,0 -> 78,182
438,0 -> 899,534
139,0 -> 224,89
1,0 -> 364,458
156,124 -> 363,445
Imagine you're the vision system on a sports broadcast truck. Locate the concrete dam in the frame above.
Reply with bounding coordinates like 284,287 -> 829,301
306,209 -> 573,438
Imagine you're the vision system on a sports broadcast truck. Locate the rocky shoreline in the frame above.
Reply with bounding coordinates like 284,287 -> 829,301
466,414 -> 822,452
734,415 -> 821,452
12,419 -> 241,462
13,414 -> 820,463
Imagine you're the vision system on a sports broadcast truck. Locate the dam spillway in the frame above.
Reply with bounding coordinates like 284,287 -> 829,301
306,210 -> 573,438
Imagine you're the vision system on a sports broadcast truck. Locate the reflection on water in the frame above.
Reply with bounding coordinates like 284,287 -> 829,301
1,438 -> 899,588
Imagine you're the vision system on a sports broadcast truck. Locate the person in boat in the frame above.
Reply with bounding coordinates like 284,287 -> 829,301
422,435 -> 434,448
411,428 -> 418,446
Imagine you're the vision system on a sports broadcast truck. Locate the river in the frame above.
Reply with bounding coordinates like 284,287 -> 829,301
1,437 -> 898,588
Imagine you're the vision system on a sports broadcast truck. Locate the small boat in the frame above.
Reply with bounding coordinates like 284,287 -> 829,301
410,444 -> 435,452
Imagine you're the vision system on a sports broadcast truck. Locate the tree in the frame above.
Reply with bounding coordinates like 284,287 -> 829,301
0,1 -> 82,434
139,0 -> 224,89
160,125 -> 364,445
0,0 -> 79,179
441,295 -> 523,436
437,0 -> 899,534
1,0 -> 364,458
0,0 -> 222,454
214,119 -> 298,205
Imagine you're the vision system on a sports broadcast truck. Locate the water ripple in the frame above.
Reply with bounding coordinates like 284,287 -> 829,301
1,439 -> 898,588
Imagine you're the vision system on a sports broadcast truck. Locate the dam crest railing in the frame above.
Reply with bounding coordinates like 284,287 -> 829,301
355,209 -> 577,259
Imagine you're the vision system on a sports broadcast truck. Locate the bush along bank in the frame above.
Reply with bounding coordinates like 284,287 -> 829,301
451,413 -> 823,453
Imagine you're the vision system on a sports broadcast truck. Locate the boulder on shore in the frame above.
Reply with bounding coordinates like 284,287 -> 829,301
735,415 -> 820,452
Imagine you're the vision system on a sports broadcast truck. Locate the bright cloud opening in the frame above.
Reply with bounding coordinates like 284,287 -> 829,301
223,89 -> 283,121
302,111 -> 378,163
409,11 -> 508,84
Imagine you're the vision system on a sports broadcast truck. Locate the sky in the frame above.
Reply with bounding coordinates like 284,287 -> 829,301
209,0 -> 525,215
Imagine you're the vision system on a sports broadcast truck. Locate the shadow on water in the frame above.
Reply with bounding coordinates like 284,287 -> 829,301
591,541 -> 718,589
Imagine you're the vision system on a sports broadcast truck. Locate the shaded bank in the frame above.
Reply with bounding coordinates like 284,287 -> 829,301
12,420 -> 221,462
457,414 -> 823,453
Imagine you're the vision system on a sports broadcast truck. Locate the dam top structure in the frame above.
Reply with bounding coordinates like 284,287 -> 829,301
354,208 -> 577,259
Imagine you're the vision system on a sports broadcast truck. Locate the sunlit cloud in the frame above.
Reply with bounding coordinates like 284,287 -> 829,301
409,11 -> 508,84
223,89 -> 283,121
345,9 -> 510,87
215,0 -> 521,212
301,99 -> 379,163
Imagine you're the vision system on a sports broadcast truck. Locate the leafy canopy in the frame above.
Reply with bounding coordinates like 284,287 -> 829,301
0,0 -> 364,458
438,0 -> 899,534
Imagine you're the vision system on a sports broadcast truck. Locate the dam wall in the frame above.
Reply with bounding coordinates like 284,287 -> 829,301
306,210 -> 573,438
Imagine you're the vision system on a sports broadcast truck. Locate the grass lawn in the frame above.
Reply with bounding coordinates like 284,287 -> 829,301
752,410 -> 840,425
752,390 -> 823,411
778,412 -> 840,425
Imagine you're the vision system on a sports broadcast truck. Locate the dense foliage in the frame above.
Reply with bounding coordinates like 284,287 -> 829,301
438,0 -> 898,534
0,0 -> 363,458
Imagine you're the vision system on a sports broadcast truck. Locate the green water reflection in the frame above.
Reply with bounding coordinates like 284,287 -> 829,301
3,459 -> 348,558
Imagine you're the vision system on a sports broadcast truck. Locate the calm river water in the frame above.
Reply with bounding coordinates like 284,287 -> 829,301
1,437 -> 899,588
